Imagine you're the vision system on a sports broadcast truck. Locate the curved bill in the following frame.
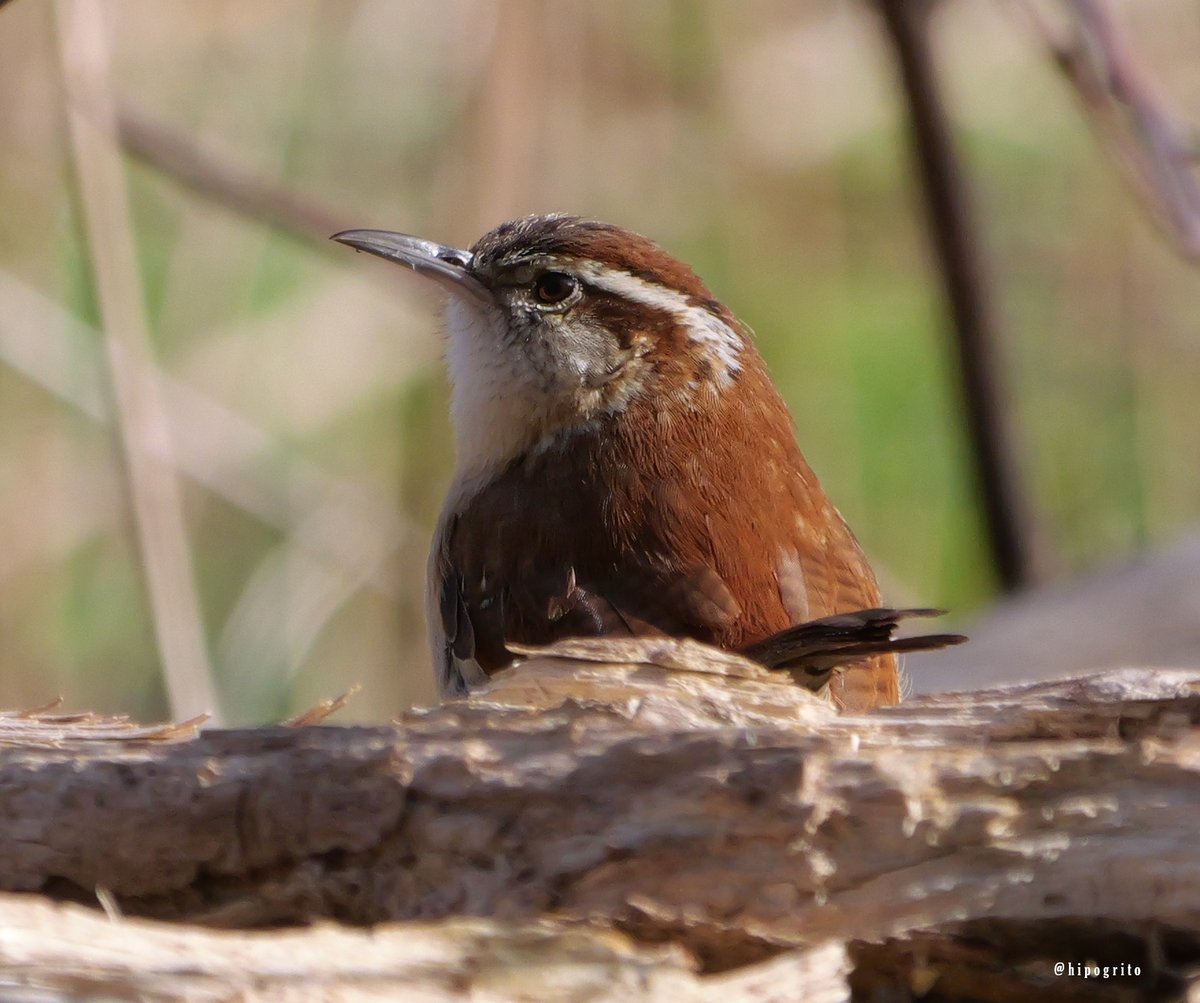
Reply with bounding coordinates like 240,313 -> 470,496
332,229 -> 491,305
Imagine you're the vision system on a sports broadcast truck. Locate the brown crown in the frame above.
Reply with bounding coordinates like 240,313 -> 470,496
469,214 -> 718,304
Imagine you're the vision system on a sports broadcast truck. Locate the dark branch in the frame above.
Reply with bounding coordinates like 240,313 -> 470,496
875,0 -> 1040,593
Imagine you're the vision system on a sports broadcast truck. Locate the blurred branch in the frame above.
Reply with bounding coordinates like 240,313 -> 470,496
46,61 -> 428,711
0,274 -> 412,587
54,0 -> 220,722
1017,0 -> 1200,259
0,273 -> 415,683
875,0 -> 1041,594
3,656 -> 1200,997
117,105 -> 350,247
462,0 -> 540,230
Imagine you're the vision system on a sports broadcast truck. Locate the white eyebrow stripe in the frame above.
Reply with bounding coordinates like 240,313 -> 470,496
571,260 -> 744,383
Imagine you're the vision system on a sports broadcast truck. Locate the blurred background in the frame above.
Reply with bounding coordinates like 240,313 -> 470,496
1,0 -> 1198,724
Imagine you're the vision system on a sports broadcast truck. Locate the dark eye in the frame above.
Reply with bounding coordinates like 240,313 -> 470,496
533,271 -> 578,305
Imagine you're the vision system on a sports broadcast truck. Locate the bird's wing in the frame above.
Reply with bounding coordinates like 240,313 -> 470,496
430,517 -> 754,697
428,513 -> 487,697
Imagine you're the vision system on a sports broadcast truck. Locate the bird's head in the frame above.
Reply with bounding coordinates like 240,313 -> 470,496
334,214 -> 750,478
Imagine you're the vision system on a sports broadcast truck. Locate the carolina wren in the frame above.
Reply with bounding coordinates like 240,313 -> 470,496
334,215 -> 963,711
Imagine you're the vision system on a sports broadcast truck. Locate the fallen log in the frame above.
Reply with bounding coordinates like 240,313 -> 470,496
1,638 -> 1197,1001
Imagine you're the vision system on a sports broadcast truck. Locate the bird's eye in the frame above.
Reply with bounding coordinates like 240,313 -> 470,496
533,271 -> 578,306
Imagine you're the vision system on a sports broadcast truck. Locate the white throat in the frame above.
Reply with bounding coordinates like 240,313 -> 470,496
442,297 -> 548,486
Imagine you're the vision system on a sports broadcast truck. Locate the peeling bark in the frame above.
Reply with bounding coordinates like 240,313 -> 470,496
1,639 -> 1198,1000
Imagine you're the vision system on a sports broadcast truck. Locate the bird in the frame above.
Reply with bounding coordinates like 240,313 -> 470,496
333,214 -> 964,710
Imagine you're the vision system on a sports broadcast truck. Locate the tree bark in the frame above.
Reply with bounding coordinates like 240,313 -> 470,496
1,638 -> 1197,1001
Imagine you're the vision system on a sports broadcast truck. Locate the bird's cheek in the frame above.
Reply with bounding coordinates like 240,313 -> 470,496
563,322 -> 632,387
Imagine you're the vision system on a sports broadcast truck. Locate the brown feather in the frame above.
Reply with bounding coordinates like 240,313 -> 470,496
440,337 -> 898,710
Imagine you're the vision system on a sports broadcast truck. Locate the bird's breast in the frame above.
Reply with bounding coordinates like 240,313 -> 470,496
433,369 -> 881,667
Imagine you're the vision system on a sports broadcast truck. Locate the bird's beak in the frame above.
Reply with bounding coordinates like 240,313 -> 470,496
331,229 -> 491,306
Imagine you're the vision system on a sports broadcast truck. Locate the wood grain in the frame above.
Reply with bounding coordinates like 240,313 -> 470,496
1,639 -> 1197,1000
